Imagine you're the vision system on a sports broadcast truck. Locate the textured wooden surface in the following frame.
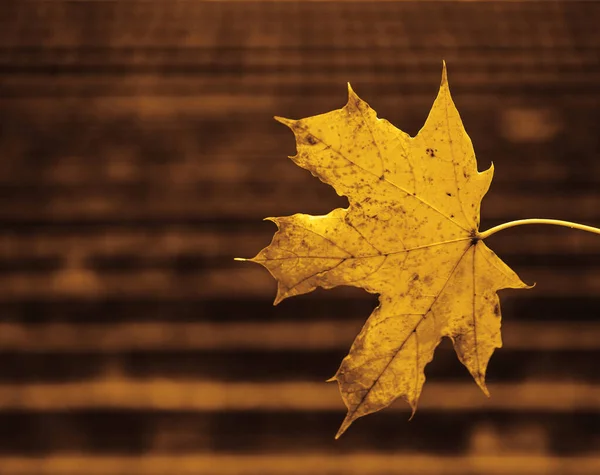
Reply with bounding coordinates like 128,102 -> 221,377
0,1 -> 599,473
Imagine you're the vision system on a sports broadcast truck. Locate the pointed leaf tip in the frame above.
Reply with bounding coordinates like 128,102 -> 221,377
335,417 -> 352,440
347,82 -> 361,103
263,217 -> 279,225
478,379 -> 491,398
407,399 -> 418,421
273,287 -> 286,306
274,116 -> 296,128
441,60 -> 448,86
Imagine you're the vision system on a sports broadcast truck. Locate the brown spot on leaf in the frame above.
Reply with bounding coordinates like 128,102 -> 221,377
426,148 -> 436,158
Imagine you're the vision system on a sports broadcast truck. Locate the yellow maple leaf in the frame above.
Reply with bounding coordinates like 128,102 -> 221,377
242,62 -> 534,438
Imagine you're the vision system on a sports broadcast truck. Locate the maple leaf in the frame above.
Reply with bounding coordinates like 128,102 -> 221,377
241,63 -> 532,438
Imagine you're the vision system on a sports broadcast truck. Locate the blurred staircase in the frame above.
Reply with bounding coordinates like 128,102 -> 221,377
0,1 -> 598,473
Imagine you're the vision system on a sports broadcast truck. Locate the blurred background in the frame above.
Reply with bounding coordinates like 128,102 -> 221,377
0,0 -> 599,474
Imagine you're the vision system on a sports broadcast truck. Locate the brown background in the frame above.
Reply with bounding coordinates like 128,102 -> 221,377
0,0 -> 599,474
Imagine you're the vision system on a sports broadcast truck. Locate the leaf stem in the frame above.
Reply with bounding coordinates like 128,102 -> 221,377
478,219 -> 600,240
